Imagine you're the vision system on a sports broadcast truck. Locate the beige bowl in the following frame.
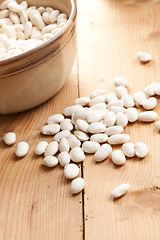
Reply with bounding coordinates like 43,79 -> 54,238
0,0 -> 76,114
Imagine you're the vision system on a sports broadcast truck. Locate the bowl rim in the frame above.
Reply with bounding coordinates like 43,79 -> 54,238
0,0 -> 77,66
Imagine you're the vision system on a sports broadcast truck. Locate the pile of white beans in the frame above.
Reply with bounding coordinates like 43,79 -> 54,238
4,60 -> 160,197
0,0 -> 68,60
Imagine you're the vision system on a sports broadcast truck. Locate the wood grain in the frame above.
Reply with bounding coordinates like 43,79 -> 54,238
77,0 -> 160,239
1,0 -> 160,239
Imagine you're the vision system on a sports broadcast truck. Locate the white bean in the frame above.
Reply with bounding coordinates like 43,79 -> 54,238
89,95 -> 106,107
88,122 -> 106,134
90,103 -> 107,110
138,111 -> 157,122
31,26 -> 42,40
115,86 -> 128,98
64,105 -> 83,117
20,10 -> 28,24
125,107 -> 138,123
34,141 -> 48,155
15,141 -> 29,157
64,163 -> 79,179
46,7 -> 54,14
1,25 -> 16,39
70,146 -> 85,162
90,89 -> 106,99
87,110 -> 102,123
106,93 -> 118,103
103,111 -> 116,127
76,119 -> 89,133
44,141 -> 58,156
121,95 -> 134,108
7,1 -> 22,13
24,21 -> 32,39
57,13 -> 67,24
71,178 -> 85,194
90,133 -> 108,143
47,114 -> 64,124
9,11 -> 20,24
108,134 -> 130,145
20,1 -> 28,11
74,108 -> 91,120
133,92 -> 147,105
74,97 -> 90,106
116,112 -> 128,128
58,151 -> 70,167
155,86 -> 160,96
143,97 -> 157,110
17,31 -> 25,40
34,13 -> 45,30
0,9 -> 9,18
144,82 -> 160,96
114,76 -> 127,87
41,124 -> 60,135
0,0 -> 15,10
60,118 -> 73,131
54,130 -> 71,142
105,126 -> 124,136
111,150 -> 126,165
137,51 -> 152,63
74,130 -> 89,141
3,132 -> 16,145
42,156 -> 58,167
107,100 -> 124,108
155,120 -> 160,130
49,10 -> 60,23
94,144 -> 112,162
109,106 -> 126,114
122,142 -> 135,157
42,12 -> 50,25
135,142 -> 148,158
111,183 -> 130,198
67,134 -> 81,149
82,141 -> 100,153
59,137 -> 69,152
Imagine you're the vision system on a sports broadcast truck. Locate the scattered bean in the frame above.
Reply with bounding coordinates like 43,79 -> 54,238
94,144 -> 112,162
64,163 -> 79,179
111,150 -> 126,165
71,177 -> 85,194
42,156 -> 58,167
3,132 -> 16,145
15,141 -> 29,157
111,183 -> 130,198
58,151 -> 70,167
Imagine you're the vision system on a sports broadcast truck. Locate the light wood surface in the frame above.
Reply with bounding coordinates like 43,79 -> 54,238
1,0 -> 160,239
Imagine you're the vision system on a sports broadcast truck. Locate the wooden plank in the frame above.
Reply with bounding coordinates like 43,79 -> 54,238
0,61 -> 83,240
77,0 -> 160,239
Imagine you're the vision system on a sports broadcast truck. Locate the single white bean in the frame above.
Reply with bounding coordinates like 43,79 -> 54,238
59,137 -> 70,152
90,133 -> 108,143
121,95 -> 134,108
44,141 -> 58,156
46,7 -> 54,14
135,142 -> 148,158
64,163 -> 79,179
87,110 -> 102,123
111,183 -> 130,198
42,12 -> 50,24
144,82 -> 160,96
115,86 -> 128,98
125,107 -> 138,123
103,111 -> 116,127
42,156 -> 58,167
3,132 -> 16,145
54,130 -> 71,142
49,10 -> 60,23
74,130 -> 89,141
74,108 -> 91,120
71,178 -> 85,194
9,11 -> 20,24
57,13 -> 67,24
94,144 -> 112,162
138,111 -> 157,122
116,112 -> 128,128
67,134 -> 81,149
58,151 -> 70,167
88,122 -> 106,134
106,93 -> 118,103
20,10 -> 28,25
47,114 -> 64,124
90,89 -> 106,99
133,92 -> 147,105
90,103 -> 107,110
137,51 -> 152,63
20,1 -> 28,11
114,76 -> 127,87
31,26 -> 42,40
70,146 -> 85,162
122,142 -> 135,157
155,120 -> 160,130
111,150 -> 126,165
15,141 -> 29,157
34,13 -> 45,30
0,9 -> 9,18
82,141 -> 100,153
74,97 -> 90,106
24,21 -> 32,39
89,95 -> 106,107
60,118 -> 73,131
76,119 -> 89,133
108,134 -> 130,145
7,1 -> 22,13
41,124 -> 60,135
109,106 -> 126,114
38,6 -> 45,14
64,105 -> 83,117
108,100 -> 124,108
155,86 -> 160,96
1,25 -> 17,39
34,141 -> 48,155
143,97 -> 157,110
105,126 -> 124,136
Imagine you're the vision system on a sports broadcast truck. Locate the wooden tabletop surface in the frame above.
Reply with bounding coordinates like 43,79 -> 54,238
1,0 -> 160,239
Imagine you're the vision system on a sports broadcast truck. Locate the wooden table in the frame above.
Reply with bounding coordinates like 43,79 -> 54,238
1,0 -> 160,239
